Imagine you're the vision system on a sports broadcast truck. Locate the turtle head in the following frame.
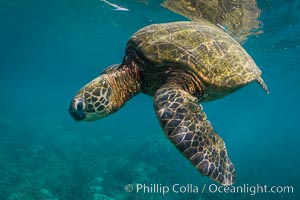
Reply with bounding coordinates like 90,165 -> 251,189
69,72 -> 115,122
69,63 -> 140,122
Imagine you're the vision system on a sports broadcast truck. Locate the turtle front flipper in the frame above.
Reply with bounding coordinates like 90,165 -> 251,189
154,87 -> 235,185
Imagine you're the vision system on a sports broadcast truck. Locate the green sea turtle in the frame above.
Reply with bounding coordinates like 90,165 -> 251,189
69,20 -> 268,185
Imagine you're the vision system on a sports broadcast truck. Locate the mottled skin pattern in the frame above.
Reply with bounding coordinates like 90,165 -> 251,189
69,21 -> 269,186
69,63 -> 140,121
154,86 -> 235,185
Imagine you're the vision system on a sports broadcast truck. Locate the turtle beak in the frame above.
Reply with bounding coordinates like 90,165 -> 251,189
69,99 -> 86,122
69,108 -> 86,122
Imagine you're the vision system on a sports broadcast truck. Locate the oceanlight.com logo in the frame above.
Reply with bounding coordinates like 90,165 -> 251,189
124,183 -> 294,196
207,184 -> 294,195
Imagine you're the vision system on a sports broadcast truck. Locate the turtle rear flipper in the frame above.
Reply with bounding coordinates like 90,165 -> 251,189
154,87 -> 235,185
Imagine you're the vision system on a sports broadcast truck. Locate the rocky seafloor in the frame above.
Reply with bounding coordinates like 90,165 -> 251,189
0,116 -> 203,200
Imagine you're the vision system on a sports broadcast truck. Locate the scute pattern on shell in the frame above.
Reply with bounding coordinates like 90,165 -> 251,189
127,21 -> 261,89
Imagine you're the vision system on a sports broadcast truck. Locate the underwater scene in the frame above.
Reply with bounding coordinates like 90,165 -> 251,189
0,0 -> 299,199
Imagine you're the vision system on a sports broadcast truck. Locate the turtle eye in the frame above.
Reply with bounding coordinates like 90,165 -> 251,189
74,98 -> 86,111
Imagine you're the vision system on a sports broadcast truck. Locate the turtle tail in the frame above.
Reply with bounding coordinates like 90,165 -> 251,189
256,77 -> 269,94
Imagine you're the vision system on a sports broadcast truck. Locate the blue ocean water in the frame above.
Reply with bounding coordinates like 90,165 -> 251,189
0,0 -> 299,199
